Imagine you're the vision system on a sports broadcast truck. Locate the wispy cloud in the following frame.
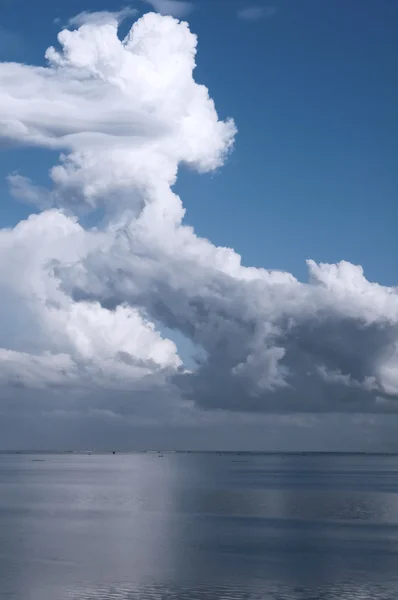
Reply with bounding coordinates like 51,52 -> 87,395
237,5 -> 277,21
68,7 -> 137,28
143,0 -> 194,18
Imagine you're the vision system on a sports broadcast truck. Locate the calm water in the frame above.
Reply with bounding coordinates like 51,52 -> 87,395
2,453 -> 398,599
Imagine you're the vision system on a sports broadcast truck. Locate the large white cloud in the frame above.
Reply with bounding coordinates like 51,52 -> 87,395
2,11 -> 235,217
0,9 -> 397,444
0,209 -> 181,414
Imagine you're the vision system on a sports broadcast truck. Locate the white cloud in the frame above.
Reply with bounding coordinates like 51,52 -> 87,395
0,9 -> 397,449
2,12 -> 234,215
142,0 -> 194,18
237,6 -> 277,21
0,209 -> 181,406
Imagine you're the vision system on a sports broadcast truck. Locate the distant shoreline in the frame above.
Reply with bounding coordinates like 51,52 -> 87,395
1,450 -> 398,456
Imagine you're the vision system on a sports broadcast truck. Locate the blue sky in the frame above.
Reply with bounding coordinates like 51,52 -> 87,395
1,0 -> 397,285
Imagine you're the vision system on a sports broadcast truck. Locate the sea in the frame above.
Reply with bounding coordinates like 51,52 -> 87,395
1,452 -> 398,599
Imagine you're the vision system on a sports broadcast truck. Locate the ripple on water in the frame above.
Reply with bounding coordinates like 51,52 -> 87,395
46,581 -> 398,600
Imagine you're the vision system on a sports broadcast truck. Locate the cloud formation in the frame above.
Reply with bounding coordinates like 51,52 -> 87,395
0,10 -> 397,448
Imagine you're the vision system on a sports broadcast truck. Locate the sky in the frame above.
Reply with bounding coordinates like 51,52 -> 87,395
0,0 -> 397,451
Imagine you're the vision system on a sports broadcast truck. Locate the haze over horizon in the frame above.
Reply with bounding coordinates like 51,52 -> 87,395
0,0 -> 397,451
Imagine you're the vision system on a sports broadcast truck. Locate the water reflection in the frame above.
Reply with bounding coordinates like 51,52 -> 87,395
1,453 -> 398,599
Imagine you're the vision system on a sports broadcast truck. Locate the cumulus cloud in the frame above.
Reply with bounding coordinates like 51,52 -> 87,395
237,6 -> 277,21
0,9 -> 397,449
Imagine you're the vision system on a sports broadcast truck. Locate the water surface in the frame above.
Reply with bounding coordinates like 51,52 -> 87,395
1,452 -> 398,599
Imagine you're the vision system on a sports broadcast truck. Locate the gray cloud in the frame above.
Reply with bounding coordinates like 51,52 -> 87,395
63,235 -> 398,413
